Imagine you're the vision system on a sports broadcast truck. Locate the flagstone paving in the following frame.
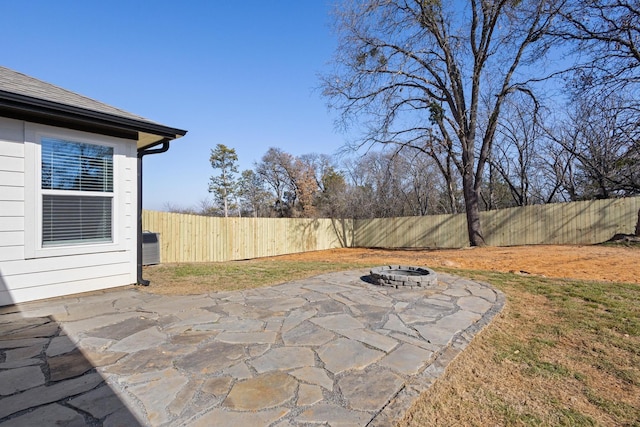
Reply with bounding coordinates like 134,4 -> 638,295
0,269 -> 504,426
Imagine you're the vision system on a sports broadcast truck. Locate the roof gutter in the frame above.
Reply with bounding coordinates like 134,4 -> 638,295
0,90 -> 187,140
0,88 -> 186,287
136,139 -> 171,286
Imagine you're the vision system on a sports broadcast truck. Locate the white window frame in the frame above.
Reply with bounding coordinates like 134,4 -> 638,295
25,124 -> 127,259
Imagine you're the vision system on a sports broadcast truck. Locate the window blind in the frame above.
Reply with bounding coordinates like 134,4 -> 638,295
42,195 -> 112,245
41,138 -> 114,246
41,138 -> 113,192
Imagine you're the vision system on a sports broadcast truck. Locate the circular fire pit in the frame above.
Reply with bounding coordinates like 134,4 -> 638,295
370,265 -> 438,289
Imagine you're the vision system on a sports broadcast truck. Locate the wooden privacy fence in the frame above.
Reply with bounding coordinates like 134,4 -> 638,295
480,197 -> 640,246
142,211 -> 353,263
143,196 -> 640,263
354,196 -> 640,248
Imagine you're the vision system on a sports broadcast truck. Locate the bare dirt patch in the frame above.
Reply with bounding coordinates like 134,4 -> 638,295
273,244 -> 640,284
274,244 -> 640,426
143,244 -> 639,425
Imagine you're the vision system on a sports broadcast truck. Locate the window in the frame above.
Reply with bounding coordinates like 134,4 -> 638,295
40,138 -> 114,246
24,125 -> 130,259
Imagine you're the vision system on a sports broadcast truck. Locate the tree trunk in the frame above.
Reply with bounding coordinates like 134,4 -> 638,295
635,208 -> 640,237
462,172 -> 486,246
446,178 -> 457,214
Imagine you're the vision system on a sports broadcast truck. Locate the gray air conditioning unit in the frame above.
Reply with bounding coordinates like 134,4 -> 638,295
142,232 -> 160,265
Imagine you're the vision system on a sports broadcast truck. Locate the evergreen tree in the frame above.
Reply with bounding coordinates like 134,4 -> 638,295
209,144 -> 239,217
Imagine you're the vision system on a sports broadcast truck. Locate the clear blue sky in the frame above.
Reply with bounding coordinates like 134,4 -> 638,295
3,0 -> 345,210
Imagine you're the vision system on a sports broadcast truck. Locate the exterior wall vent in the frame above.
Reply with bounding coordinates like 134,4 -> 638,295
142,232 -> 160,265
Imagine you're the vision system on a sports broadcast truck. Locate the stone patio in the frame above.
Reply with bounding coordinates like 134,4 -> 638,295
0,269 -> 504,426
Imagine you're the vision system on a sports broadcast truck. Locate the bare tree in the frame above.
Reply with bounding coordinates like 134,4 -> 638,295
553,0 -> 640,96
487,93 -> 548,207
423,130 -> 461,214
298,153 -> 347,217
256,148 -> 296,217
340,156 -> 378,219
162,201 -> 198,215
299,154 -> 335,191
315,167 -> 349,218
238,170 -> 271,217
547,95 -> 640,199
339,150 -> 450,218
553,0 -> 640,232
341,152 -> 397,218
391,149 -> 447,215
538,136 -> 577,203
255,148 -> 327,218
323,0 -> 562,245
162,198 -> 218,216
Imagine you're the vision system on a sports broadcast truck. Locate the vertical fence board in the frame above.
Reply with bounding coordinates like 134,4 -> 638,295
142,197 -> 640,262
141,212 -> 355,263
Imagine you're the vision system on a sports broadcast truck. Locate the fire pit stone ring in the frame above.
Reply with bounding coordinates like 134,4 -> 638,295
369,265 -> 438,289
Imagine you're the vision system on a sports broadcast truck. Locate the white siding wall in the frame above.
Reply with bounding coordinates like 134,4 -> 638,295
0,118 -> 138,306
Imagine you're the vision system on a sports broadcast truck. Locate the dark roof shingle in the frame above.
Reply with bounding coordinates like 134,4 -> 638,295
0,66 -> 155,123
0,66 -> 186,144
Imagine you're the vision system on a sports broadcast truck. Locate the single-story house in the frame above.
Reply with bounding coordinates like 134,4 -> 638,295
0,66 -> 186,306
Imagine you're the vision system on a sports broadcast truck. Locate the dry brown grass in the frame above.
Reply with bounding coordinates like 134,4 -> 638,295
143,245 -> 640,426
397,276 -> 640,426
272,245 -> 640,284
274,246 -> 640,426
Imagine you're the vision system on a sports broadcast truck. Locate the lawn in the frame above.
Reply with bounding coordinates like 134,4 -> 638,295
398,270 -> 640,426
142,246 -> 640,426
